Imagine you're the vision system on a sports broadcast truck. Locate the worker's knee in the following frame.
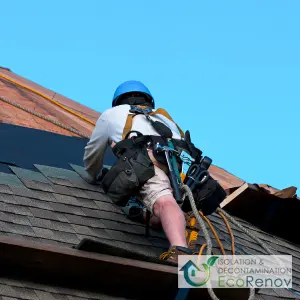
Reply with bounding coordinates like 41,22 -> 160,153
153,195 -> 185,219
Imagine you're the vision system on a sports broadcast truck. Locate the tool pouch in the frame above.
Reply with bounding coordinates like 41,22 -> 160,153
181,176 -> 226,215
101,146 -> 155,206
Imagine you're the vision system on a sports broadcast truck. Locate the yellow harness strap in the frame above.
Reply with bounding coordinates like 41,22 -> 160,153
122,114 -> 135,140
122,106 -> 184,140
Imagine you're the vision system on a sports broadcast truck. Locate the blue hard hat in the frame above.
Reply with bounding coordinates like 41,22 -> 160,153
112,80 -> 154,108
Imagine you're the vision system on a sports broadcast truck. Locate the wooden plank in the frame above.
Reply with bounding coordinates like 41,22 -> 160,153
0,235 -> 249,300
220,183 -> 249,208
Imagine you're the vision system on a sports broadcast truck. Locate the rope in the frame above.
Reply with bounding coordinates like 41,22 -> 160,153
182,184 -> 218,300
0,95 -> 90,139
182,184 -> 257,300
0,73 -> 96,126
199,211 -> 226,255
216,208 -> 275,256
218,211 -> 235,255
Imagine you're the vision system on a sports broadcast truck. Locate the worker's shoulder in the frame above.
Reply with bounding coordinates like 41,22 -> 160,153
99,105 -> 130,119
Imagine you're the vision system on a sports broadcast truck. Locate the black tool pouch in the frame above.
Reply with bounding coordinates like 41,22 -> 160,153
101,145 -> 155,207
181,176 -> 227,216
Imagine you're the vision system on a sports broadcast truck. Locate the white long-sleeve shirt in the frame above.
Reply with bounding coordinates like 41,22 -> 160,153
83,104 -> 182,181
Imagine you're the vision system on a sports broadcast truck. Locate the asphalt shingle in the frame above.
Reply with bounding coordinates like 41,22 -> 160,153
0,163 -> 300,300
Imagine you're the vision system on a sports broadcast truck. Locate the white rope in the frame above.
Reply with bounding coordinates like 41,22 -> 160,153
182,184 -> 256,300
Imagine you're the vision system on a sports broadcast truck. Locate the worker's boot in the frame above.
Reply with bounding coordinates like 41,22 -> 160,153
160,246 -> 193,265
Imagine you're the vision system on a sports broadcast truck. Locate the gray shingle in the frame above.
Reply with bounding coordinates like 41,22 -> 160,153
4,222 -> 36,236
9,286 -> 39,300
70,224 -> 96,236
9,167 -> 55,193
104,229 -> 152,246
69,164 -> 105,192
0,220 -> 10,233
30,191 -> 57,202
0,173 -> 24,187
32,227 -> 54,239
38,238 -> 71,247
9,167 -> 50,183
66,188 -> 91,199
83,190 -> 107,201
94,200 -> 122,213
0,284 -> 18,298
0,184 -> 13,194
0,202 -> 33,216
29,217 -> 75,233
29,207 -> 69,223
81,207 -> 130,223
51,185 -> 72,196
50,203 -> 85,216
53,194 -> 81,206
273,288 -> 300,299
0,194 -> 17,205
76,198 -> 98,209
52,230 -> 80,244
34,165 -> 91,190
51,294 -> 69,300
88,228 -> 111,240
100,219 -> 144,235
64,214 -> 106,229
34,165 -> 75,179
147,236 -> 170,248
13,196 -> 53,210
9,186 -> 37,199
48,177 -> 74,187
23,181 -> 55,193
34,290 -> 57,300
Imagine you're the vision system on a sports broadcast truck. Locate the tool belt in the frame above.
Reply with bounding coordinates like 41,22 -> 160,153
101,134 -> 155,206
100,131 -> 198,205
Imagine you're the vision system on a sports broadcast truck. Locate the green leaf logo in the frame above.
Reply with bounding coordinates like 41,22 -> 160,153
207,256 -> 219,267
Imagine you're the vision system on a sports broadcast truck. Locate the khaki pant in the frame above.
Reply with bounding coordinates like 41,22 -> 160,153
136,150 -> 173,214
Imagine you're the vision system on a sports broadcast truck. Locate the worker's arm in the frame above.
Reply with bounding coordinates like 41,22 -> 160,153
83,112 -> 110,183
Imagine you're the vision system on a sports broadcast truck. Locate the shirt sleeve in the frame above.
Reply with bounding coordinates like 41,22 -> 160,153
83,112 -> 110,182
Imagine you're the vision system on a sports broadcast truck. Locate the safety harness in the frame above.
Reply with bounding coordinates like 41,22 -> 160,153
101,105 -> 226,216
121,106 -> 185,140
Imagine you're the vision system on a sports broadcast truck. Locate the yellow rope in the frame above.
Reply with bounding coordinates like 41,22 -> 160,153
199,211 -> 226,255
196,243 -> 207,267
218,211 -> 235,255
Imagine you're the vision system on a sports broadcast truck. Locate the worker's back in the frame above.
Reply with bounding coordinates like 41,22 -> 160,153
102,104 -> 182,145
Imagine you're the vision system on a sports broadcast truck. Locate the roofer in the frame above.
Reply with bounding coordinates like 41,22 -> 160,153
83,80 -> 206,263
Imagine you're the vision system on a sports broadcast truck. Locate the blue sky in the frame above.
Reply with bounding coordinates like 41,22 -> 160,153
2,1 -> 299,189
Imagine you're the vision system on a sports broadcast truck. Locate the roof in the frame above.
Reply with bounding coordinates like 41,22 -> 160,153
0,67 -> 245,191
0,67 -> 99,137
1,67 -> 300,299
0,162 -> 300,299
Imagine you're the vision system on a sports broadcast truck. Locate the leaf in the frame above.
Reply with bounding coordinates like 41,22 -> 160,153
207,256 -> 219,267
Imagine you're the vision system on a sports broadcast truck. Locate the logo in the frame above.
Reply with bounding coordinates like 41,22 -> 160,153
178,255 -> 293,289
180,256 -> 219,287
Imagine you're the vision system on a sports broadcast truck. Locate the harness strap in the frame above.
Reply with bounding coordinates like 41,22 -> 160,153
122,114 -> 135,140
122,106 -> 184,139
149,108 -> 184,138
